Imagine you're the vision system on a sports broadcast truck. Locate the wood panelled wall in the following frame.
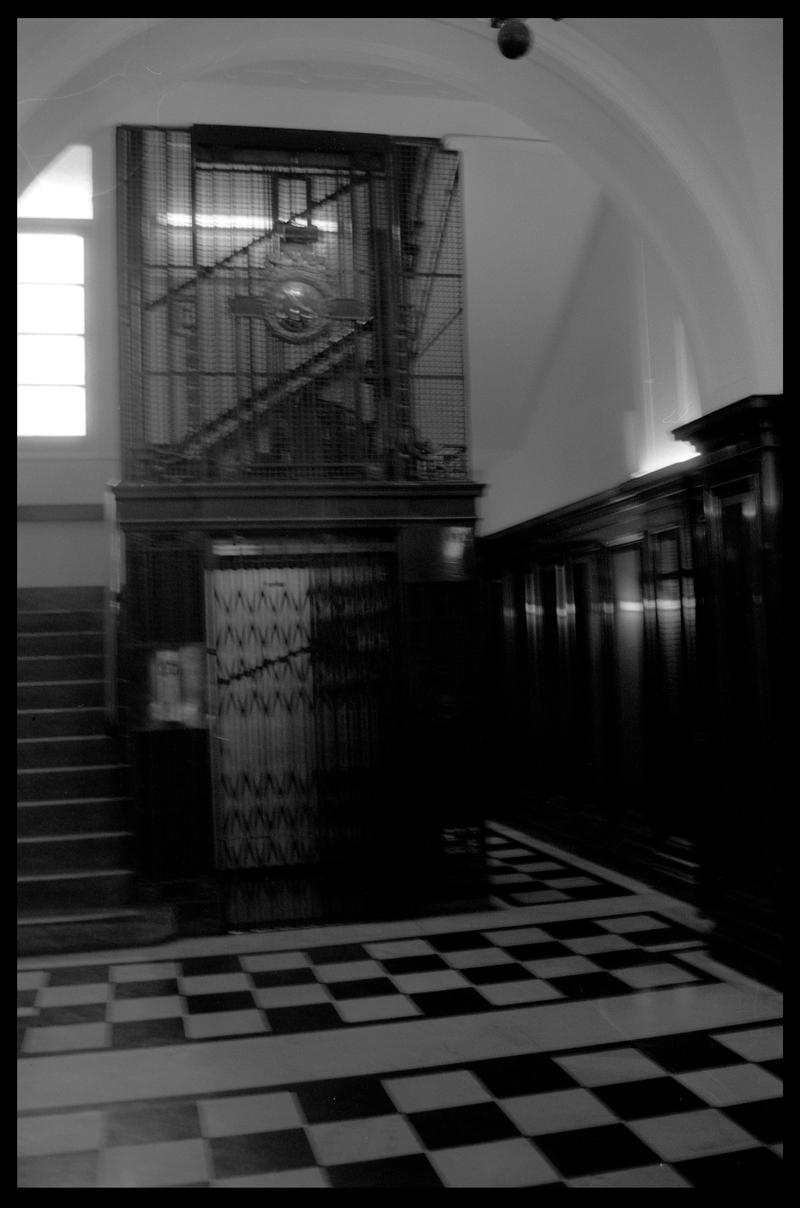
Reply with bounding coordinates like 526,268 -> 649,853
479,396 -> 783,984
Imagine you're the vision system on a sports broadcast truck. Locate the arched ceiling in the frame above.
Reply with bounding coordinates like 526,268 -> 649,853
17,17 -> 781,408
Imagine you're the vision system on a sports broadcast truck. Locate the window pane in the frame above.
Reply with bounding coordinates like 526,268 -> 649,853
17,145 -> 93,219
18,335 -> 85,385
17,284 -> 84,334
17,386 -> 86,436
17,233 -> 84,284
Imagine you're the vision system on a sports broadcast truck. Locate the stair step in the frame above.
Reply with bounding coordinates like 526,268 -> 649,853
18,764 -> 129,801
18,868 -> 136,911
18,707 -> 108,739
18,680 -> 105,709
18,832 -> 133,875
17,586 -> 105,611
17,734 -> 125,769
17,904 -> 178,958
18,798 -> 131,837
18,654 -> 104,682
18,631 -> 104,657
17,609 -> 104,634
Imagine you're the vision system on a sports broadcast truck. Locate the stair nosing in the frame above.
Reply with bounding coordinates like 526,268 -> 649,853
18,909 -> 141,925
18,797 -> 130,807
18,831 -> 134,844
19,869 -> 134,883
18,764 -> 128,774
18,734 -> 114,745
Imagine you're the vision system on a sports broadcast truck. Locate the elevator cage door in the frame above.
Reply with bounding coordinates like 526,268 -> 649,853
205,542 -> 402,923
117,125 -> 467,485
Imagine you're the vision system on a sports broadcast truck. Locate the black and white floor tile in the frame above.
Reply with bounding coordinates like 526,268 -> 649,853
18,821 -> 783,1188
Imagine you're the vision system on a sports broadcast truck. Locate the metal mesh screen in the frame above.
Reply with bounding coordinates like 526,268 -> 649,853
117,127 -> 468,483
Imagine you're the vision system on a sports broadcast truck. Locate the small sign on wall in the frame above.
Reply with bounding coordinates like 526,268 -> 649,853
148,644 -> 206,728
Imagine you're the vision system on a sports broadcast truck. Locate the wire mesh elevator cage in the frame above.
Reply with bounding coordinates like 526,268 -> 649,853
117,126 -> 468,485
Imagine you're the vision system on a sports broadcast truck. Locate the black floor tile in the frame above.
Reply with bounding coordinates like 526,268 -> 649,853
113,978 -> 180,999
105,1101 -> 201,1146
587,948 -> 670,970
410,988 -> 490,1017
675,1146 -> 784,1188
723,1099 -> 783,1145
31,1003 -> 108,1027
328,977 -> 398,1000
264,1003 -> 343,1034
470,1054 -> 577,1098
249,967 -> 318,989
408,1101 -> 519,1150
462,963 -> 535,986
546,972 -> 632,1000
18,1151 -> 98,1188
532,1123 -> 659,1179
179,955 -> 242,976
591,1077 -> 707,1120
426,932 -> 495,953
17,989 -> 37,1009
46,965 -> 109,986
328,1153 -> 443,1189
636,1033 -> 746,1073
381,955 -> 448,975
540,920 -> 606,939
634,926 -> 698,947
567,884 -> 627,899
295,1075 -> 396,1124
110,1017 -> 186,1048
209,1128 -> 316,1179
183,991 -> 256,1015
761,1058 -> 783,1080
305,943 -> 367,964
502,941 -> 570,961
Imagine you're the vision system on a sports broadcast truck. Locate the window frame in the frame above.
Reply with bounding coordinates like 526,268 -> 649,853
17,213 -> 93,446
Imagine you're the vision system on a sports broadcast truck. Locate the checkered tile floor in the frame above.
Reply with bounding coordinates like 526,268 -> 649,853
18,823 -> 783,1187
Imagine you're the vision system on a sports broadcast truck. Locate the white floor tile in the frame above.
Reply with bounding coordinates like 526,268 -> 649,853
108,995 -> 184,1023
97,1138 -> 209,1187
363,939 -> 434,960
18,1110 -> 105,1157
431,1138 -> 559,1188
628,1109 -> 761,1162
23,1022 -> 109,1054
612,964 -> 701,989
502,1087 -> 617,1136
178,973 -> 251,996
523,956 -> 597,979
676,1063 -> 783,1106
482,926 -> 552,946
598,915 -> 668,933
554,1047 -> 666,1086
383,1069 -> 491,1113
391,970 -> 468,994
211,1168 -> 329,1188
18,970 -> 49,992
335,995 -> 420,1024
307,1114 -> 421,1166
240,951 -> 309,973
198,1091 -> 302,1138
512,890 -> 570,905
567,1164 -> 691,1188
183,1010 -> 267,1041
565,935 -> 636,955
478,980 -> 563,1006
312,960 -> 384,983
443,948 -> 514,969
711,1025 -> 783,1062
38,983 -> 110,1008
110,962 -> 179,983
254,984 -> 331,1009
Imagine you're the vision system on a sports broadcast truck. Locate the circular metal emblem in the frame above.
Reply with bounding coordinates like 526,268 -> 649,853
264,272 -> 330,344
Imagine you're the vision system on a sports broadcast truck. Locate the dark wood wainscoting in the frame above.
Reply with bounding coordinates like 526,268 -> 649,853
479,396 -> 783,986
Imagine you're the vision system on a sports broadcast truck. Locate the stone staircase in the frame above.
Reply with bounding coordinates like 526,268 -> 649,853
17,586 -> 173,955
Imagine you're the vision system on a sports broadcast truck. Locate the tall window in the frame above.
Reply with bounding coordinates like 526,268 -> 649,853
17,145 -> 92,437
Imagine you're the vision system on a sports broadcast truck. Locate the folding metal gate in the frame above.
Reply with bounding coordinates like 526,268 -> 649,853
206,544 -> 398,923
